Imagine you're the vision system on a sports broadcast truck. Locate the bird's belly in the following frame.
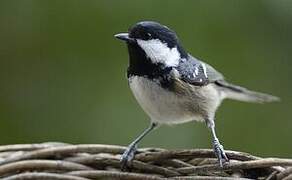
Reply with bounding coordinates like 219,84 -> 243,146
128,76 -> 202,124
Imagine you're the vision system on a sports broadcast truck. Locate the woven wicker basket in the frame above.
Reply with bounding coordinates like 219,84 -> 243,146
0,142 -> 291,179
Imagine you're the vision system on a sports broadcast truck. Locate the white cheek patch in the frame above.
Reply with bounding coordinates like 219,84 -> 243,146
137,39 -> 180,67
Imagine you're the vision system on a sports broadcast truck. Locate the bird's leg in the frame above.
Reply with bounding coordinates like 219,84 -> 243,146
206,120 -> 229,167
120,122 -> 157,170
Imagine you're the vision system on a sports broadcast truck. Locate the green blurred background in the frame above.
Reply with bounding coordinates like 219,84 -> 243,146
0,1 -> 291,157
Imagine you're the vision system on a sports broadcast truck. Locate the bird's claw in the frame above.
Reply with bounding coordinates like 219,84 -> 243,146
213,139 -> 229,167
120,144 -> 137,171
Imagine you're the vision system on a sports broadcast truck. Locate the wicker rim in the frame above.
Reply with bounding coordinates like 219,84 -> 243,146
0,142 -> 291,180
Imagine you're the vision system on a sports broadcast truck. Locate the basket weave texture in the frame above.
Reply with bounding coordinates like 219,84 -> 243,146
0,142 -> 291,180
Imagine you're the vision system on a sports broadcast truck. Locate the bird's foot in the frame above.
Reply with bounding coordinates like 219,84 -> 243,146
213,138 -> 229,167
120,144 -> 137,171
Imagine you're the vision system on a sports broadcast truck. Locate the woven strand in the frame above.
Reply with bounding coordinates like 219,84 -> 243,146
0,143 -> 290,180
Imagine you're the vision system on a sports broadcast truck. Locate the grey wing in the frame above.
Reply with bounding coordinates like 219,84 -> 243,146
176,55 -> 224,86
198,59 -> 225,82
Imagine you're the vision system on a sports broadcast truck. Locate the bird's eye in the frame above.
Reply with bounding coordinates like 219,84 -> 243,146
147,33 -> 152,38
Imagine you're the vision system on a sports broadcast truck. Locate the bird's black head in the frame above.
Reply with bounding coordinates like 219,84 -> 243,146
115,21 -> 188,63
129,21 -> 179,48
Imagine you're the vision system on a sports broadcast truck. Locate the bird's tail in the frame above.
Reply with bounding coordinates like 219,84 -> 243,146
215,80 -> 280,103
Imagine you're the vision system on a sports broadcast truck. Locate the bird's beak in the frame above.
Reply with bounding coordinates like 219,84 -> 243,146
114,33 -> 135,43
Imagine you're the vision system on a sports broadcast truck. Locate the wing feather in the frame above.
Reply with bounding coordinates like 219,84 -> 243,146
175,55 -> 224,86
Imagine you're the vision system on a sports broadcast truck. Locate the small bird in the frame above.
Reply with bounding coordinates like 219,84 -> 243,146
115,21 -> 279,169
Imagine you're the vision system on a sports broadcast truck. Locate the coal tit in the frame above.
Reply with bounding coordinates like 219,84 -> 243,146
115,21 -> 279,169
